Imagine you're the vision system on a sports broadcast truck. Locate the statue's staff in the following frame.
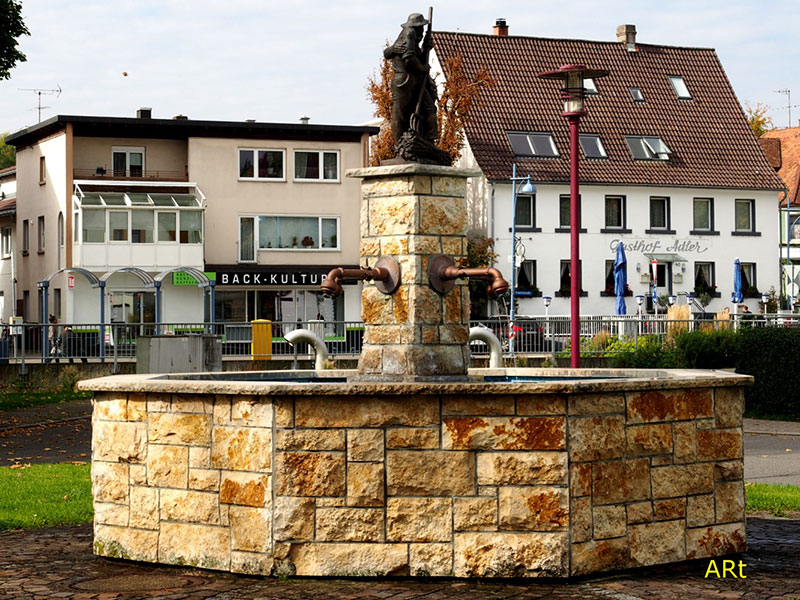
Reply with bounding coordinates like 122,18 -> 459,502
409,6 -> 434,135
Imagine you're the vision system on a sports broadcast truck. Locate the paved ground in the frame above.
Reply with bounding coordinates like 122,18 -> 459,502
0,517 -> 797,599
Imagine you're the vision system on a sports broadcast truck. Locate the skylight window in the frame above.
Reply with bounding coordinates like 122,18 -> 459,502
583,78 -> 598,95
507,132 -> 559,157
668,75 -> 692,99
629,87 -> 644,102
625,136 -> 672,160
579,134 -> 607,158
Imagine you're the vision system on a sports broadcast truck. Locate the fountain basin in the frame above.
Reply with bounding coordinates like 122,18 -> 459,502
81,368 -> 748,578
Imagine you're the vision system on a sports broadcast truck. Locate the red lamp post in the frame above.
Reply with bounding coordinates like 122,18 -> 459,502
537,64 -> 608,368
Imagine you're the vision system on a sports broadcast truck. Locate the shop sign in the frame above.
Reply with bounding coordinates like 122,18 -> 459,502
216,270 -> 326,286
610,238 -> 710,254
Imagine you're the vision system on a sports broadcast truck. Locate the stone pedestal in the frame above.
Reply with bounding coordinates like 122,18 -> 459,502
347,164 -> 481,381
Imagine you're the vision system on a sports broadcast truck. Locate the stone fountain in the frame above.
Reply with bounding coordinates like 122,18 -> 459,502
81,11 -> 748,579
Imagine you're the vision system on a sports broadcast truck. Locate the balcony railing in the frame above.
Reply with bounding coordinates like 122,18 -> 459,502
73,168 -> 188,182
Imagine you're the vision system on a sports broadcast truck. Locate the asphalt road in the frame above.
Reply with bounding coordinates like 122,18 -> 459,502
744,432 -> 800,486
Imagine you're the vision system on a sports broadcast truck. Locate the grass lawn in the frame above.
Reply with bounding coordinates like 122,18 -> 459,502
746,482 -> 800,517
0,390 -> 92,412
0,463 -> 93,530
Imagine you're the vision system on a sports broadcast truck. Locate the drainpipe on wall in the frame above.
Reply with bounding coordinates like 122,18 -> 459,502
782,187 -> 791,309
489,181 -> 496,316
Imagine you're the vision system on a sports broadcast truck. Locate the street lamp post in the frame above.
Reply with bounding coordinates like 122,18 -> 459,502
538,64 -> 609,368
509,163 -> 535,357
785,208 -> 800,309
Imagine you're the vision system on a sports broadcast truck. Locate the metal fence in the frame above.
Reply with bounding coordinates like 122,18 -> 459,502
3,313 -> 799,369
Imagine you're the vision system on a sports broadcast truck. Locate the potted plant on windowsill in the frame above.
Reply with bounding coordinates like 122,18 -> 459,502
301,236 -> 315,248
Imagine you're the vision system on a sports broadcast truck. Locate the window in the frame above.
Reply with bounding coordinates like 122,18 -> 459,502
692,198 -> 715,233
157,212 -> 177,242
629,87 -> 644,102
583,78 -> 598,95
734,199 -> 755,233
132,211 -> 154,243
109,211 -> 129,241
238,149 -> 285,180
1,227 -> 10,258
603,260 -> 632,296
294,151 -> 339,181
507,132 -> 559,157
557,260 -> 585,297
625,136 -> 671,160
648,197 -> 671,231
240,217 -> 255,262
516,260 -> 537,294
740,262 -> 757,295
22,219 -> 29,253
603,195 -> 627,231
694,262 -> 716,296
257,216 -> 340,249
557,194 -> 583,231
37,216 -> 45,252
579,135 -> 607,159
669,75 -> 692,99
58,212 -> 64,247
180,212 -> 202,244
112,147 -> 144,177
39,156 -> 46,184
82,210 -> 105,243
515,194 -> 535,228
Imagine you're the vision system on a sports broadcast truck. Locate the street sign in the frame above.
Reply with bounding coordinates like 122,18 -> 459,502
67,275 -> 75,288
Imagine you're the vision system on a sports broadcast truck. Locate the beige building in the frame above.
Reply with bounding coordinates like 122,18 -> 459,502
0,166 -> 16,323
7,111 -> 375,327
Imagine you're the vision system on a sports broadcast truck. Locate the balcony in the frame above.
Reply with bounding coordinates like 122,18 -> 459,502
73,168 -> 188,182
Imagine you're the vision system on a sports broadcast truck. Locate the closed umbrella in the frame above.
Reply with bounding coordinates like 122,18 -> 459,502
614,243 -> 628,315
733,257 -> 743,304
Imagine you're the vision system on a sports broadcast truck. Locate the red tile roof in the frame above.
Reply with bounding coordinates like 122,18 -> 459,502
433,32 -> 784,191
0,198 -> 16,216
760,128 -> 800,206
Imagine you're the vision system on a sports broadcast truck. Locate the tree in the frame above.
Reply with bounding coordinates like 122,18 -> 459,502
744,101 -> 774,137
367,50 -> 494,166
0,133 -> 14,169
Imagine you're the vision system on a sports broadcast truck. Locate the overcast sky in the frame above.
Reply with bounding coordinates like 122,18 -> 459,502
2,0 -> 799,134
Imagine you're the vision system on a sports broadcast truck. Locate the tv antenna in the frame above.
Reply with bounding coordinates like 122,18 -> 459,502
18,85 -> 62,123
774,88 -> 800,128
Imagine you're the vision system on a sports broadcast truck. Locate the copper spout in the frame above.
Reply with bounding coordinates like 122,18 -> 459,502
320,256 -> 401,297
428,254 -> 509,298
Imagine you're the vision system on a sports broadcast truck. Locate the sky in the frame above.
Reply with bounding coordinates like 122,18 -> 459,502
2,0 -> 800,135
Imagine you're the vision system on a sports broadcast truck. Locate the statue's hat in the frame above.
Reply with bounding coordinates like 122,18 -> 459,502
404,13 -> 429,27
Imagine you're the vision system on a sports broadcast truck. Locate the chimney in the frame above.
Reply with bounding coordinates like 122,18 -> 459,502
172,114 -> 188,120
136,107 -> 152,119
493,18 -> 508,36
616,24 -> 637,52
300,115 -> 310,125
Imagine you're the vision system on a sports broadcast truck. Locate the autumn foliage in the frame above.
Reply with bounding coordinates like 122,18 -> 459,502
367,49 -> 494,166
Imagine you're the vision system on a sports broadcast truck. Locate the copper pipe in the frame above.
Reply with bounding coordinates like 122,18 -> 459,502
321,257 -> 400,297
441,266 -> 510,298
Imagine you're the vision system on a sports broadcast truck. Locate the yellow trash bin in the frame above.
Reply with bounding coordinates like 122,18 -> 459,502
251,319 -> 272,360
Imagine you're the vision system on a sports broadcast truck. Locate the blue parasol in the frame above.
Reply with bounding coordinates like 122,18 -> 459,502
733,257 -> 743,304
614,243 -> 628,315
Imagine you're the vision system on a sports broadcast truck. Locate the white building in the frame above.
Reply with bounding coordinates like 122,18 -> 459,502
434,23 -> 784,315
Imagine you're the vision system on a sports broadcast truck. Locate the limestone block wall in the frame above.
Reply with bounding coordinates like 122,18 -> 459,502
90,380 -> 745,578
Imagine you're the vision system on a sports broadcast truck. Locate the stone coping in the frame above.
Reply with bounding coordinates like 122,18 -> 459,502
78,367 -> 751,396
346,164 -> 482,179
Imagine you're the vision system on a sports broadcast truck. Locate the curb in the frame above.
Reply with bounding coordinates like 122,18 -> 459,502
0,414 -> 91,434
745,429 -> 800,437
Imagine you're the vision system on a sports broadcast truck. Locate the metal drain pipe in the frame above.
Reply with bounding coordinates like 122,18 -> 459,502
285,328 -> 329,371
469,326 -> 503,368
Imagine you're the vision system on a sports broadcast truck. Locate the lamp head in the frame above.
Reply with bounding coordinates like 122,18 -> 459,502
520,177 -> 536,194
635,295 -> 644,306
543,295 -> 552,307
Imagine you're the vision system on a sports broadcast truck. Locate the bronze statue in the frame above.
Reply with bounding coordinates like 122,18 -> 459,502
384,10 -> 451,166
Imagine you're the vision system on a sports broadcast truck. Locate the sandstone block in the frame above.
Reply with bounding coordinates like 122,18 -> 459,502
431,176 -> 467,197
94,395 -> 128,421
347,429 -> 384,462
568,393 -> 624,415
651,455 -> 673,466
387,451 -> 474,496
380,235 -> 409,255
499,487 -> 568,531
220,472 -> 271,507
347,462 -> 385,507
517,394 -> 567,415
365,325 -> 402,345
211,426 -> 272,472
570,463 -> 592,497
94,503 -> 129,527
358,346 -> 383,374
231,551 -> 274,576
361,176 -> 417,198
213,396 -> 231,425
159,522 -> 230,571
593,505 -> 626,539
627,388 -> 712,423
651,463 -> 714,498
146,393 -> 171,413
571,496 -> 592,543
146,444 -> 188,488
673,421 -> 697,463
697,428 -> 742,461
407,286 -> 443,324
295,396 -> 438,428
189,446 -> 211,469
408,344 -> 468,377
569,415 -> 625,461
439,323 -> 469,344
92,421 -> 147,463
273,497 -> 314,541
626,501 -> 653,524
442,395 -> 514,416
317,497 -> 346,507
715,460 -> 744,482
592,459 -> 650,504
127,394 -> 147,421
386,428 -> 440,449
715,387 -> 744,427
571,537 -> 629,576
94,525 -> 158,562
410,543 -> 453,577
317,508 -> 385,542
361,236 -> 381,257
625,423 -> 673,456
687,494 -> 715,527
441,235 -> 462,256
230,506 -> 271,553
275,452 -> 345,497
129,464 -> 146,486
148,413 -> 211,445
478,452 -> 567,486
92,462 -> 129,504
160,489 -> 219,524
231,396 -> 273,427
686,522 -> 746,559
715,481 -> 745,523
408,234 -> 440,253
454,497 -> 497,531
387,498 -> 452,542
443,416 -> 565,450
420,195 -> 467,235
361,285 -> 395,324
654,498 -> 685,520
288,542 -> 409,576
479,486 -> 498,496
629,519 -> 685,566
454,532 -> 568,578
173,396 -> 209,414
129,486 -> 159,530
369,195 -> 417,236
274,398 -> 293,427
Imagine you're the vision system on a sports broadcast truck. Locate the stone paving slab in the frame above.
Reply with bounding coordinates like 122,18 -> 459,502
0,517 -> 798,599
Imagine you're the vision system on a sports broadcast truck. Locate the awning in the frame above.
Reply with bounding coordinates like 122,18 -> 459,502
644,253 -> 687,262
